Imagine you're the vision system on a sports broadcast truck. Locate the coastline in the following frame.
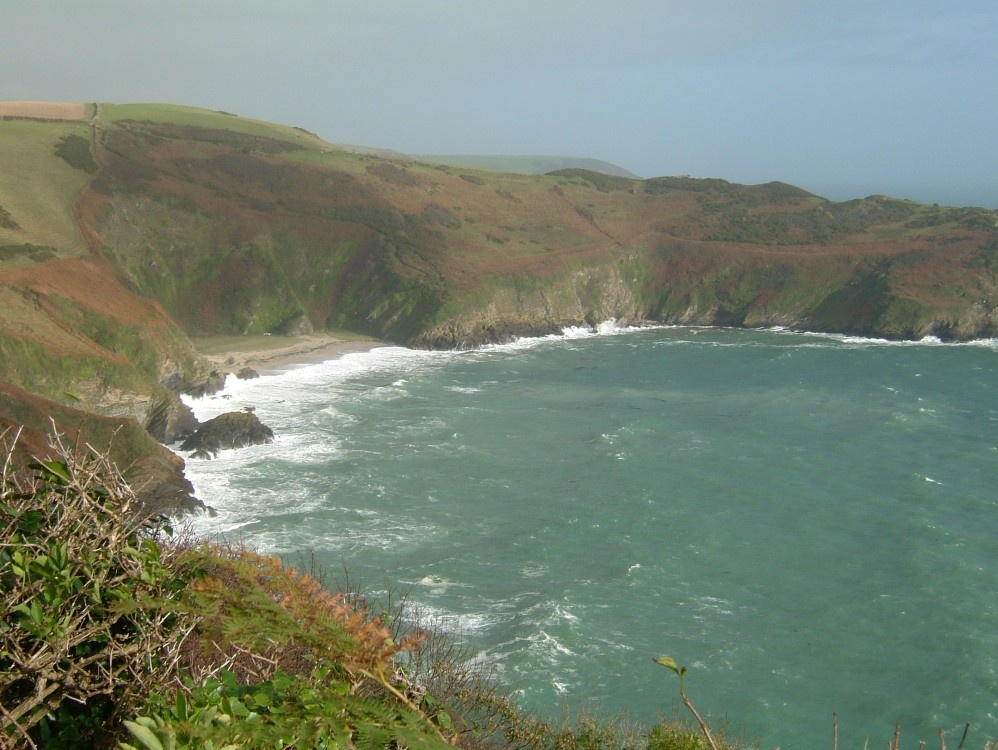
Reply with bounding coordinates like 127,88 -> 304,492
193,333 -> 391,375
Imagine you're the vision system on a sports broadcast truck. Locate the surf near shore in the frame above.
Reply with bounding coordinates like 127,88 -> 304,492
193,333 -> 389,376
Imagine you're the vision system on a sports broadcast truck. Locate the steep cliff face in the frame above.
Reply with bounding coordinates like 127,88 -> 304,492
411,264 -> 647,347
413,235 -> 998,348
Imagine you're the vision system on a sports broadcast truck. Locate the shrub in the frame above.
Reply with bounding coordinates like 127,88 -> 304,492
120,547 -> 454,749
121,665 -> 451,750
0,428 -> 191,748
54,134 -> 100,174
0,205 -> 20,230
0,244 -> 57,263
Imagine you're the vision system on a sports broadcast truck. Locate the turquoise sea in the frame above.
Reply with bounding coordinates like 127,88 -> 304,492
182,326 -> 998,749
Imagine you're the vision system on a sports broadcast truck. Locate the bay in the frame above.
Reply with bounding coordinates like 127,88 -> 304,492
182,326 -> 998,749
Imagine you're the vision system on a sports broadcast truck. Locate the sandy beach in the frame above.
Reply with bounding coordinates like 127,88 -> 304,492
194,333 -> 390,375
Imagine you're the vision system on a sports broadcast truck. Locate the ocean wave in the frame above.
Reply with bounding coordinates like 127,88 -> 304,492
182,345 -> 457,420
520,563 -> 549,579
234,514 -> 438,557
764,326 -> 998,350
185,327 -> 997,428
412,574 -> 474,595
475,319 -> 669,355
445,385 -> 482,394
402,600 -> 503,635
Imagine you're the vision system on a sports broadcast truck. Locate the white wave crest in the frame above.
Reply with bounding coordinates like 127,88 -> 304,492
765,327 -> 998,350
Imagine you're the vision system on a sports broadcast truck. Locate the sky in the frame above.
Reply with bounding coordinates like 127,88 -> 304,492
3,1 -> 997,207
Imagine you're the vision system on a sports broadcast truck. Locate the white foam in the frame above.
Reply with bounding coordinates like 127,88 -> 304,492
521,563 -> 549,579
561,325 -> 594,338
529,629 -> 576,657
765,327 -> 998,350
182,345 -> 456,422
446,385 -> 482,394
414,574 -> 472,593
475,319 -> 667,355
404,600 -> 502,635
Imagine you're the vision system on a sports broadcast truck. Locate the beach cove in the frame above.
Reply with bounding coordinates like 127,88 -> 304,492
193,332 -> 389,375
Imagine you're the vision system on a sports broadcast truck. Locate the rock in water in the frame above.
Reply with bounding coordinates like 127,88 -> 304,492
179,411 -> 274,460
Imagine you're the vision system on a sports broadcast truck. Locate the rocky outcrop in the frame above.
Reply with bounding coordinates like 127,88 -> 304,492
87,387 -> 198,446
179,410 -> 275,460
141,392 -> 199,444
164,368 -> 227,398
0,383 -> 207,518
128,449 -> 209,518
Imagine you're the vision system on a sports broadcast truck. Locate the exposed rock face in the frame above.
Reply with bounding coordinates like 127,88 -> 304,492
142,392 -> 199,444
92,388 -> 198,445
411,264 -> 646,348
179,410 -> 275,460
129,450 -> 210,518
272,313 -> 314,337
172,369 -> 228,398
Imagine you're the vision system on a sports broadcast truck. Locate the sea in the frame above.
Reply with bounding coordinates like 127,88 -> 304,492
180,325 -> 998,749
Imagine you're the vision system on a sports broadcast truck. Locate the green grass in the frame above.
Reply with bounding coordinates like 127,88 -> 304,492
98,103 -> 331,151
0,331 -> 152,403
0,120 -> 93,261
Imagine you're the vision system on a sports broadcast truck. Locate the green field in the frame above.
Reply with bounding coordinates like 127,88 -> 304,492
0,119 -> 94,264
99,102 -> 331,151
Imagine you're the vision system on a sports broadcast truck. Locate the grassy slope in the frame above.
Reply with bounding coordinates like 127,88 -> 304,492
99,102 -> 331,148
0,119 -> 93,265
0,252 -> 210,406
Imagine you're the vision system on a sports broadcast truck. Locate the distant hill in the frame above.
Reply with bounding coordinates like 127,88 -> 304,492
0,101 -> 996,495
412,154 -> 641,178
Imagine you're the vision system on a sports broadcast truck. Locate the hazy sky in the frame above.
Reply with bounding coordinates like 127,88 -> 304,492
3,1 -> 996,206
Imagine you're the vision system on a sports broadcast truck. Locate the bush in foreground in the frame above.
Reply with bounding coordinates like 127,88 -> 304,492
0,428 -> 190,748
